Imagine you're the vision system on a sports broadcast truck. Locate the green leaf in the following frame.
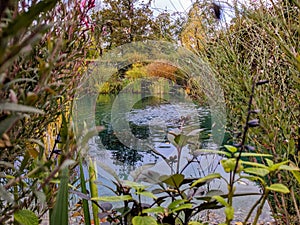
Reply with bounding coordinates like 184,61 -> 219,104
0,103 -> 44,114
137,191 -> 157,199
212,195 -> 228,207
241,161 -> 269,169
171,203 -> 193,213
244,167 -> 270,177
14,210 -> 38,225
279,165 -> 300,171
234,153 -> 273,158
188,222 -> 204,225
191,173 -> 221,187
193,149 -> 231,157
168,199 -> 186,209
50,168 -> 69,225
292,170 -> 300,184
124,180 -> 146,191
132,216 -> 158,225
265,158 -> 274,167
221,158 -> 236,173
174,134 -> 189,147
225,206 -> 234,221
142,207 -> 164,214
266,184 -> 290,194
92,195 -> 132,202
79,158 -> 91,225
224,145 -> 237,153
269,161 -> 289,172
161,174 -> 184,187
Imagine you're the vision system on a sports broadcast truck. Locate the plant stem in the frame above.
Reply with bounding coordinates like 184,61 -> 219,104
252,190 -> 269,224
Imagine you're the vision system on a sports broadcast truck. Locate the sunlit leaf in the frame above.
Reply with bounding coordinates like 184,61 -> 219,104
188,222 -> 204,225
171,203 -> 193,213
193,149 -> 231,157
14,210 -> 38,225
234,153 -> 272,158
212,195 -> 228,207
266,184 -> 290,194
137,191 -> 157,199
191,173 -> 221,187
92,195 -> 132,202
291,170 -> 300,184
142,207 -> 164,214
225,206 -> 234,221
224,145 -> 238,153
168,199 -> 187,210
221,158 -> 236,173
132,216 -> 157,225
123,180 -> 146,191
244,167 -> 269,177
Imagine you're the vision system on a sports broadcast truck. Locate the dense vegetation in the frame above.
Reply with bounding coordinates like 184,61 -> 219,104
0,0 -> 299,224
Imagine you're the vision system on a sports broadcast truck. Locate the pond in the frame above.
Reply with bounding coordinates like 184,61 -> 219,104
90,92 -> 221,192
84,92 -> 273,223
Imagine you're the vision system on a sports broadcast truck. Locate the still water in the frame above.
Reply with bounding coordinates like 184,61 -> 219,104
89,93 -> 221,193
84,92 -> 272,222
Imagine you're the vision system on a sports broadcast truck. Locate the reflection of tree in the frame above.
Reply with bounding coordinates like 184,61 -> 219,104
98,123 -> 157,179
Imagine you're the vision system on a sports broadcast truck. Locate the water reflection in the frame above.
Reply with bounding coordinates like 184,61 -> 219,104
95,93 -> 215,180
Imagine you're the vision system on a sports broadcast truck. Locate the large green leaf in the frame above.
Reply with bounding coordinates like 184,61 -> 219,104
191,173 -> 221,188
92,195 -> 132,202
244,167 -> 270,177
266,184 -> 290,194
50,168 -> 69,225
161,174 -> 184,187
137,191 -> 157,199
142,207 -> 164,214
14,210 -> 38,225
132,216 -> 157,225
168,199 -> 187,210
171,203 -> 193,213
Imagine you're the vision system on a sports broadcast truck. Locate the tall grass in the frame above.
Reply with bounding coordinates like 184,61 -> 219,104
197,0 -> 300,222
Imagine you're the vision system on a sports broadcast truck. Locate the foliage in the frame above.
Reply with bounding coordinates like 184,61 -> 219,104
0,0 -> 95,223
196,0 -> 300,223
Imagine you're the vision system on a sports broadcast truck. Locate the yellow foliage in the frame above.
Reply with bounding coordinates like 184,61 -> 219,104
180,3 -> 205,52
